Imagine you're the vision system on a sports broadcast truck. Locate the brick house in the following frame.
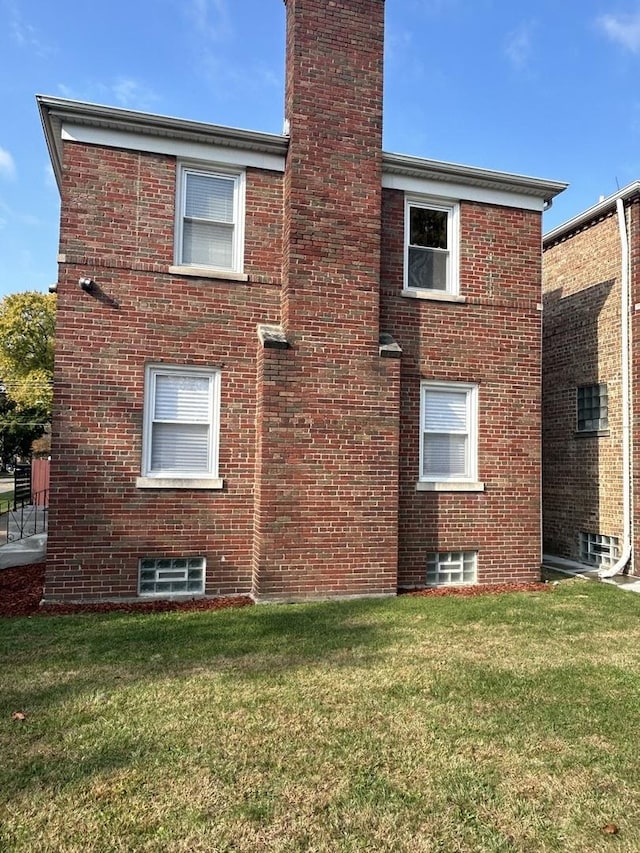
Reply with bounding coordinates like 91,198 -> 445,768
542,183 -> 640,577
38,0 -> 565,603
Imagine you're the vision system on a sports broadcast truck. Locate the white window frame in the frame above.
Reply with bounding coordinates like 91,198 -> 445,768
137,364 -> 222,490
426,551 -> 477,586
404,196 -> 460,296
419,381 -> 480,488
174,163 -> 245,273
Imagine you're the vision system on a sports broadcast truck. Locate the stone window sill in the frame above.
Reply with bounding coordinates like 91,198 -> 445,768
169,265 -> 248,282
401,290 -> 466,303
136,477 -> 224,490
574,430 -> 610,439
416,481 -> 485,492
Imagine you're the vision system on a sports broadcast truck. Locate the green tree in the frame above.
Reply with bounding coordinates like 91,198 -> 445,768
0,291 -> 55,416
0,391 -> 46,470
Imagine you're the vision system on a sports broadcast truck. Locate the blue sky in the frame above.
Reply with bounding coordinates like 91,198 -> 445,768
1,0 -> 640,298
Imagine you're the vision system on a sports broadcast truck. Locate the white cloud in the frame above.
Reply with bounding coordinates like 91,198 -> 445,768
44,162 -> 57,190
402,0 -> 460,15
6,0 -> 52,56
505,22 -> 534,70
597,11 -> 640,53
0,147 -> 16,180
0,198 -> 41,227
198,53 -> 280,104
56,83 -> 74,100
110,78 -> 159,110
187,0 -> 231,43
385,26 -> 413,63
56,78 -> 160,112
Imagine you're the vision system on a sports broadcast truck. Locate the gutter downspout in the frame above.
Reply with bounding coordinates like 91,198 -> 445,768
599,197 -> 632,578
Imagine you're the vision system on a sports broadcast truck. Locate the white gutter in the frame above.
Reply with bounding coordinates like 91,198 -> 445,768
599,197 -> 632,577
545,181 -> 640,246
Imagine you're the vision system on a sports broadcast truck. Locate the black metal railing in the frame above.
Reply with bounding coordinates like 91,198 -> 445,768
2,489 -> 49,543
13,464 -> 31,505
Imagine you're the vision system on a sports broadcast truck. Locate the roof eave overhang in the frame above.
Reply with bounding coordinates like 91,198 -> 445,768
37,96 -> 568,207
544,181 -> 640,247
382,151 -> 567,204
36,95 -> 290,193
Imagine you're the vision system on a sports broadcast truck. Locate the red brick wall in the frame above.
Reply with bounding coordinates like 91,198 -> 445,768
382,190 -> 544,586
252,0 -> 399,599
45,143 -> 283,600
45,0 -> 546,601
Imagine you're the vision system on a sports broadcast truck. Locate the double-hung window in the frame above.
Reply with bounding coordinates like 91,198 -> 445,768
140,365 -> 221,486
420,381 -> 478,484
176,166 -> 244,272
405,197 -> 459,294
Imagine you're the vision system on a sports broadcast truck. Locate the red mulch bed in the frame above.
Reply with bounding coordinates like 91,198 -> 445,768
0,563 -> 551,618
401,582 -> 550,598
0,562 -> 253,618
1,562 -> 46,617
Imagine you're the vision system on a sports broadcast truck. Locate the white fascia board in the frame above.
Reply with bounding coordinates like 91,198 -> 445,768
382,171 -> 546,212
61,123 -> 286,173
544,180 -> 640,244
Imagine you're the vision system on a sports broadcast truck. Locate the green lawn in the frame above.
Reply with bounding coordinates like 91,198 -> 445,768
0,475 -> 13,512
2,579 -> 640,851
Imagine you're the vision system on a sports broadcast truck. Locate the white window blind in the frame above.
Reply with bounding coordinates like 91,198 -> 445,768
179,169 -> 240,270
420,383 -> 477,481
143,367 -> 220,478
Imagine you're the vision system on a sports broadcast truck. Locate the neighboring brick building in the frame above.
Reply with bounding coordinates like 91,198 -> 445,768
542,183 -> 640,576
38,0 -> 565,603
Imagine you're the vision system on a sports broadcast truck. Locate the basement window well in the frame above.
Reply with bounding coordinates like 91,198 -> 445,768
138,557 -> 205,596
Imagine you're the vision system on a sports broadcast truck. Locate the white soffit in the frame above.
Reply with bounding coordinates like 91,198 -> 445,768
382,172 -> 546,212
61,123 -> 286,173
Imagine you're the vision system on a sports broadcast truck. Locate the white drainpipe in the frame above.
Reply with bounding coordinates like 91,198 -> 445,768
599,197 -> 632,578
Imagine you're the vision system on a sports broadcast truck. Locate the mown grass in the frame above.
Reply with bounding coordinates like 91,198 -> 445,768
1,579 -> 640,851
0,477 -> 14,515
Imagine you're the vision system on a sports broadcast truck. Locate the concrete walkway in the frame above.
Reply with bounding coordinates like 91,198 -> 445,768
543,557 -> 640,593
0,532 -> 47,569
0,499 -> 48,569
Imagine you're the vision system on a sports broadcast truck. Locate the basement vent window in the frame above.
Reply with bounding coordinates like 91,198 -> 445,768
138,557 -> 205,596
579,532 -> 619,568
426,551 -> 477,586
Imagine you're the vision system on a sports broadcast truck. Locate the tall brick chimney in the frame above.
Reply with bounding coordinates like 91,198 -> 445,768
281,0 -> 385,339
252,0 -> 400,601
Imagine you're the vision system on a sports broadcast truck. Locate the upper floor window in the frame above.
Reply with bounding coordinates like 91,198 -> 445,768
576,384 -> 608,433
176,166 -> 245,272
405,198 -> 459,294
420,381 -> 478,482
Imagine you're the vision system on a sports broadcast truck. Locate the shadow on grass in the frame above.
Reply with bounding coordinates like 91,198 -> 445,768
3,585 -> 640,805
0,597 -> 401,802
